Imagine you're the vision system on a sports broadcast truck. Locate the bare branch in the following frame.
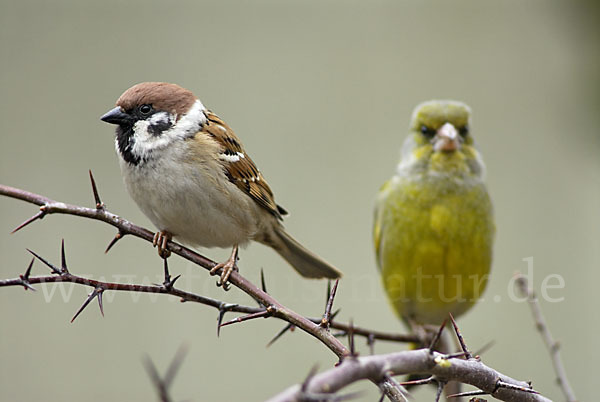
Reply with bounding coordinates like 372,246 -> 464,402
0,182 -> 556,402
267,349 -> 552,402
0,184 -> 352,358
515,273 -> 577,402
1,259 -> 262,318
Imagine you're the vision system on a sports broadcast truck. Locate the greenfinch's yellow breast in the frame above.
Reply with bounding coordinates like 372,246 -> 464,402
374,100 -> 494,325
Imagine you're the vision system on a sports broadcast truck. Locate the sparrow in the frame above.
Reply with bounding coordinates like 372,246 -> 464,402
101,82 -> 341,287
373,100 -> 494,328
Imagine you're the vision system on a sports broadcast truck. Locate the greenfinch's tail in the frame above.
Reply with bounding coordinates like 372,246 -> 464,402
266,228 -> 342,279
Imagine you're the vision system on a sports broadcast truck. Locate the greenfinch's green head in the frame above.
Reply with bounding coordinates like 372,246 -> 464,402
399,100 -> 484,180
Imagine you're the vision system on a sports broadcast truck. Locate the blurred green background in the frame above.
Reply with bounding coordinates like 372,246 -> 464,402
1,1 -> 598,401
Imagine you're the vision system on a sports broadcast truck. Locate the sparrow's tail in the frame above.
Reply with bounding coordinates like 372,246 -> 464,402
265,227 -> 342,279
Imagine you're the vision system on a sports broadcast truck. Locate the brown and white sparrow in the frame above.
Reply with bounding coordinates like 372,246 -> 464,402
101,82 -> 341,286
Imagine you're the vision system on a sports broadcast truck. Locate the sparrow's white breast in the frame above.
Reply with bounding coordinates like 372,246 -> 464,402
118,138 -> 267,248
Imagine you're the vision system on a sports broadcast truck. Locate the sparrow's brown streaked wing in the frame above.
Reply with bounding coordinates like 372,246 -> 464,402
202,111 -> 287,220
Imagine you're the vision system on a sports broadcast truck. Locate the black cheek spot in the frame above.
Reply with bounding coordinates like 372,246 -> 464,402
148,120 -> 173,136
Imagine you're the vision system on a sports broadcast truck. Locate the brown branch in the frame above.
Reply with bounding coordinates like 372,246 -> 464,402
515,273 -> 577,402
267,349 -> 552,402
1,181 -> 414,400
0,183 -> 352,356
2,181 -> 554,402
0,267 -> 261,317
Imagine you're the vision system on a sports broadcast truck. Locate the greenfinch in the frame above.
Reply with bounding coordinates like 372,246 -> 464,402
373,100 -> 495,328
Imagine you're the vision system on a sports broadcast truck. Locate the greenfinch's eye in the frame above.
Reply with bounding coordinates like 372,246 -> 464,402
139,104 -> 153,116
459,125 -> 469,136
420,125 -> 435,138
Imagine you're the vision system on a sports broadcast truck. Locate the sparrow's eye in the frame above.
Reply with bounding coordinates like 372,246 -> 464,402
458,125 -> 469,137
139,104 -> 153,116
420,125 -> 435,138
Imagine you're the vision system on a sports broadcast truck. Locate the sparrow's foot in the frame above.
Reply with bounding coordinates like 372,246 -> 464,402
153,231 -> 172,259
210,245 -> 239,291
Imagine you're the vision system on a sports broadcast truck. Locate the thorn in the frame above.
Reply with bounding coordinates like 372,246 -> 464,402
495,380 -> 539,394
301,364 -> 319,392
143,355 -> 169,402
161,259 -> 180,289
71,287 -> 104,323
367,333 -> 375,355
163,344 -> 189,390
399,376 -> 435,386
320,278 -> 340,329
219,309 -> 271,328
97,289 -> 104,317
20,281 -> 37,292
446,390 -> 489,398
473,340 -> 495,357
105,231 -> 125,253
445,351 -> 471,359
380,373 -> 410,402
27,249 -> 61,274
260,268 -> 267,293
18,258 -> 37,291
449,313 -> 472,359
11,210 -> 45,234
89,170 -> 105,209
434,380 -> 446,402
60,239 -> 69,274
348,319 -> 357,358
429,319 -> 447,353
216,302 -> 239,337
267,323 -> 294,347
23,257 -> 34,280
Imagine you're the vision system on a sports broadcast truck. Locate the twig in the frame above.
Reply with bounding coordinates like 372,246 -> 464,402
143,344 -> 189,402
515,273 -> 577,402
2,181 -> 553,402
1,248 -> 262,319
0,183 -> 350,357
1,181 -> 413,400
267,349 -> 552,402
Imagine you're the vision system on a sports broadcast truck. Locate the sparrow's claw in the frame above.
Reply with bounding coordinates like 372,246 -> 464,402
153,231 -> 172,259
210,245 -> 239,291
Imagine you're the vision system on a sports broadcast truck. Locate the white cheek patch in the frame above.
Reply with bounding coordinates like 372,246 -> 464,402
129,100 -> 207,160
149,111 -> 172,126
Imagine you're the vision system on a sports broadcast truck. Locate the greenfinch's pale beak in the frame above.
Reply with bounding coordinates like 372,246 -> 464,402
433,122 -> 460,152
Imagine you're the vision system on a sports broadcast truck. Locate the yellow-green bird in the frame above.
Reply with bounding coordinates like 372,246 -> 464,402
373,100 -> 495,329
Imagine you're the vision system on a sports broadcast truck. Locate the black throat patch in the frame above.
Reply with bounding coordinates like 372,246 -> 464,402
116,125 -> 142,166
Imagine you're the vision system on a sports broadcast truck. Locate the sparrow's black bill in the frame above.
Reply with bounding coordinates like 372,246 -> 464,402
100,107 -> 131,125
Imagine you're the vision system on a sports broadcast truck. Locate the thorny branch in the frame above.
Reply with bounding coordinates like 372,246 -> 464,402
515,273 -> 577,402
0,177 -> 556,401
0,177 -> 416,400
0,180 -> 419,353
268,348 -> 552,402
